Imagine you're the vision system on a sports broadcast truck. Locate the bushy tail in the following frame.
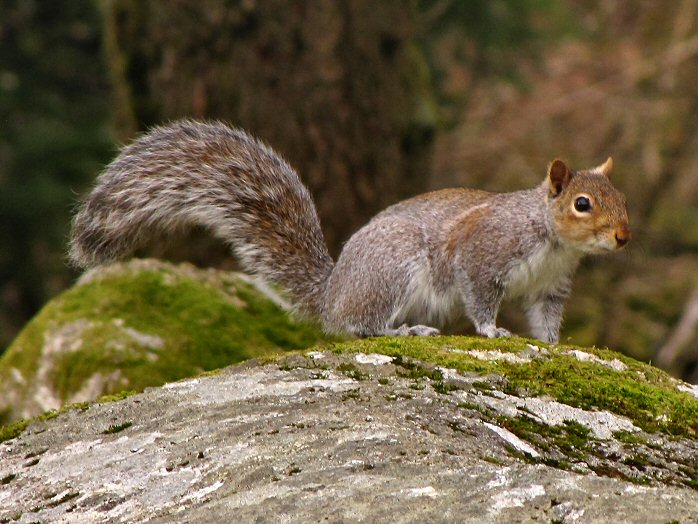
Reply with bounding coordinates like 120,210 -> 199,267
69,120 -> 334,316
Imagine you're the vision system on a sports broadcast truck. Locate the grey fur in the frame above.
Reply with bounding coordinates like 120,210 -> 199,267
69,120 -> 333,317
70,121 -> 630,342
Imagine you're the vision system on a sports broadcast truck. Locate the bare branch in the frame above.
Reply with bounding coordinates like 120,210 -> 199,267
656,286 -> 698,372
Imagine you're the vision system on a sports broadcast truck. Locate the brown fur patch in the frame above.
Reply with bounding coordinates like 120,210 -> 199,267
445,203 -> 493,257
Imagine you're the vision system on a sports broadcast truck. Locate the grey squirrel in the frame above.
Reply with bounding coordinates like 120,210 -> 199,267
70,120 -> 631,343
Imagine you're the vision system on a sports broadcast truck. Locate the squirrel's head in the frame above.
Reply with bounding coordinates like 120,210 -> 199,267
546,157 -> 631,254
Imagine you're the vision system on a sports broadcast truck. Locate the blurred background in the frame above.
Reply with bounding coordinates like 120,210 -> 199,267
1,0 -> 697,380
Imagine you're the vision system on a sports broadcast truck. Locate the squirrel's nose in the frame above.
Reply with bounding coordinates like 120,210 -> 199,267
615,224 -> 631,247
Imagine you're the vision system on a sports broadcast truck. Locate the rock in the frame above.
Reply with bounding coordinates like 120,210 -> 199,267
0,259 -> 327,423
1,338 -> 696,523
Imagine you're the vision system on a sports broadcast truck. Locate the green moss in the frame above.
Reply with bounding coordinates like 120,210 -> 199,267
432,380 -> 458,394
0,420 -> 29,443
622,454 -> 651,471
44,269 -> 322,397
458,401 -> 486,413
480,455 -> 506,465
0,262 -> 330,423
336,363 -> 370,381
326,336 -> 698,440
95,390 -> 137,403
342,389 -> 362,401
503,443 -> 539,463
196,369 -> 223,379
0,386 -> 139,443
496,415 -> 592,461
103,421 -> 132,434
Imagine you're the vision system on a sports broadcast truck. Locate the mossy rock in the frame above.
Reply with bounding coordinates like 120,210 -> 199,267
0,259 -> 329,423
2,335 -> 696,520
323,336 -> 698,441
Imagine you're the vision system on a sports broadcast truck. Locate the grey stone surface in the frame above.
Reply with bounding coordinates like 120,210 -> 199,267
1,351 -> 696,523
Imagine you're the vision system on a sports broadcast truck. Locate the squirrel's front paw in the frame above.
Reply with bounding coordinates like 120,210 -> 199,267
478,325 -> 513,339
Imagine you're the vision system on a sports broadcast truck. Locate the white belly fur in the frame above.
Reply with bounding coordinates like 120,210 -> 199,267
504,242 -> 579,299
390,263 -> 460,327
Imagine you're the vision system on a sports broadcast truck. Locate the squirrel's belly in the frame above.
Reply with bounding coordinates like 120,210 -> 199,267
390,264 -> 461,327
504,242 -> 579,299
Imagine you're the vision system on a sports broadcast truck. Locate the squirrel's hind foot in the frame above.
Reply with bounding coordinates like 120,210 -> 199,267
405,324 -> 441,337
377,324 -> 441,337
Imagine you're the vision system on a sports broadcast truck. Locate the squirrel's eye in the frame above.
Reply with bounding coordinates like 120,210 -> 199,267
574,196 -> 591,213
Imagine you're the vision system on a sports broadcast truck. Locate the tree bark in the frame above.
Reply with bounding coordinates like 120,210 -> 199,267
103,0 -> 436,256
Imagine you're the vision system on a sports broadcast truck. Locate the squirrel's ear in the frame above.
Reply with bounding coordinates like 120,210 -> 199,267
548,159 -> 572,196
593,156 -> 613,178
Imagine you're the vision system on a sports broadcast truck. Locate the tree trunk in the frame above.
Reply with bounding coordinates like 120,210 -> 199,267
103,0 -> 436,256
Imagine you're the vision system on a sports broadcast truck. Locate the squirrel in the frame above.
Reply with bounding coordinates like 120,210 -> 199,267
69,120 -> 631,343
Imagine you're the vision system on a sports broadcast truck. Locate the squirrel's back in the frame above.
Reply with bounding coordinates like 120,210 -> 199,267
70,120 -> 334,316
